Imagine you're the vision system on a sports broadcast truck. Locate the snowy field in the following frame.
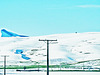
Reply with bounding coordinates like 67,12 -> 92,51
1,72 -> 100,75
0,69 -> 100,75
1,30 -> 100,73
1,32 -> 100,66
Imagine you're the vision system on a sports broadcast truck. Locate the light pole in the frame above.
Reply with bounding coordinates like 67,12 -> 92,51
1,55 -> 9,75
39,39 -> 57,75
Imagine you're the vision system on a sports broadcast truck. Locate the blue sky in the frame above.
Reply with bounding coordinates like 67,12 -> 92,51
0,0 -> 100,36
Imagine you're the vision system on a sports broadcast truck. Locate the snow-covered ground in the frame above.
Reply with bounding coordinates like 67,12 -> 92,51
0,71 -> 100,75
0,32 -> 100,67
1,69 -> 100,75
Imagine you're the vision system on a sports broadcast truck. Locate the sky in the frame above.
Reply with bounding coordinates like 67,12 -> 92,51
0,0 -> 100,36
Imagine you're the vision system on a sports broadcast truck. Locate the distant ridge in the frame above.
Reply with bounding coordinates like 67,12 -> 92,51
1,29 -> 28,37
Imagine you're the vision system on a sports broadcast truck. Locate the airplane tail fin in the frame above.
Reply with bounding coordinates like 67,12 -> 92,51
1,29 -> 28,37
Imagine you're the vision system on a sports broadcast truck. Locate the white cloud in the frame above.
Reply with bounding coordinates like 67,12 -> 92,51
77,5 -> 100,8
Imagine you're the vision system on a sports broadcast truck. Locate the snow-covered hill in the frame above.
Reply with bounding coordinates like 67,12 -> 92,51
0,29 -> 100,67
